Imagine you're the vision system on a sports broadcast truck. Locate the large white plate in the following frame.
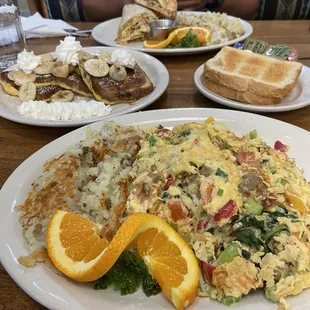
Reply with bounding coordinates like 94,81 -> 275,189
92,11 -> 253,55
1,108 -> 309,310
194,64 -> 310,113
0,47 -> 169,127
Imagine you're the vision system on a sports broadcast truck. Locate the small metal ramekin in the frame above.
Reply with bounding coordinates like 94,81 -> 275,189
149,19 -> 177,41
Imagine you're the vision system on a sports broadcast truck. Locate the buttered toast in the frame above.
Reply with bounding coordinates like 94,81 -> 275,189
204,46 -> 302,100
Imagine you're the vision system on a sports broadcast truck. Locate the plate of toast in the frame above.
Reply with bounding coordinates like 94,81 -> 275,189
194,46 -> 310,112
92,2 -> 252,55
0,44 -> 169,127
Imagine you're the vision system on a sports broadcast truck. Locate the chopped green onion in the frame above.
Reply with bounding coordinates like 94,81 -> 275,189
220,295 -> 241,306
149,135 -> 157,147
127,183 -> 134,193
260,158 -> 270,164
249,130 -> 257,139
223,141 -> 230,149
215,168 -> 228,181
217,188 -> 224,196
269,166 -> 277,174
244,198 -> 263,215
177,129 -> 191,138
217,243 -> 239,264
279,178 -> 288,185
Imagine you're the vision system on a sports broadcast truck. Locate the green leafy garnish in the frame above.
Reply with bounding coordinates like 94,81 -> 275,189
236,229 -> 265,250
240,215 -> 265,230
149,135 -> 157,147
263,224 -> 288,241
93,252 -> 161,297
168,29 -> 200,48
142,273 -> 161,297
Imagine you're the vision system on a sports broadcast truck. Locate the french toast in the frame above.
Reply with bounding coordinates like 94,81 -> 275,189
204,46 -> 302,100
35,72 -> 93,97
0,72 -> 63,101
79,61 -> 154,104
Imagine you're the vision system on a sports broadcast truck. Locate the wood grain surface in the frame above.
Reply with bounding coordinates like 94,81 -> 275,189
1,20 -> 310,310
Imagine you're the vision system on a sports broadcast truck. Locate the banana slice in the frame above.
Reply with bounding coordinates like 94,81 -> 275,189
78,51 -> 93,61
14,71 -> 37,86
84,59 -> 109,77
40,53 -> 54,62
34,61 -> 55,75
109,63 -> 127,82
18,82 -> 37,102
98,52 -> 113,64
51,90 -> 74,102
7,71 -> 16,81
52,63 -> 69,78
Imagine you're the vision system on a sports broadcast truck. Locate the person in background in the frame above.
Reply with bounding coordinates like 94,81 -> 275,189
81,0 -> 259,21
51,0 -> 310,21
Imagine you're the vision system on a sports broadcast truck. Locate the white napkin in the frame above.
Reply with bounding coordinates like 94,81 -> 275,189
0,12 -> 77,46
22,12 -> 77,38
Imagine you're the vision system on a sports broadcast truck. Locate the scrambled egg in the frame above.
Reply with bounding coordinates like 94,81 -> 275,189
125,120 -> 310,307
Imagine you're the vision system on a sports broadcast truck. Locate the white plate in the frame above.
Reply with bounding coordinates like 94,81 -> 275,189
0,108 -> 310,310
194,64 -> 310,113
0,47 -> 169,127
92,11 -> 253,55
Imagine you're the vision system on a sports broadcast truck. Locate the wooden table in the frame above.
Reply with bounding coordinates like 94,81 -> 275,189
1,20 -> 310,309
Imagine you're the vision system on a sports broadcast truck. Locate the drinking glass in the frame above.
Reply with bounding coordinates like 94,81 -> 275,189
0,0 -> 25,69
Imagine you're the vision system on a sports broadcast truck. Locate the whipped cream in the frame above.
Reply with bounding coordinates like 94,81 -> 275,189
18,100 -> 112,121
110,49 -> 136,69
55,36 -> 82,65
17,49 -> 41,74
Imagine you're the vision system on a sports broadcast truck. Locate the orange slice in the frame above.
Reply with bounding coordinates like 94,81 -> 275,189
46,210 -> 199,310
143,27 -> 211,49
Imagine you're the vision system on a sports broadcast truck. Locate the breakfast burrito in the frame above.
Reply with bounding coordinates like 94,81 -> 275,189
116,4 -> 158,45
135,0 -> 177,19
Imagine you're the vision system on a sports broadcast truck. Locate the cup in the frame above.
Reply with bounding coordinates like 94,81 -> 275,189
0,0 -> 25,69
149,19 -> 177,41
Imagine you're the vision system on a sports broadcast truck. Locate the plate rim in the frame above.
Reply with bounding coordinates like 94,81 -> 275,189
92,11 -> 253,55
1,108 -> 310,310
194,64 -> 310,113
0,47 -> 169,127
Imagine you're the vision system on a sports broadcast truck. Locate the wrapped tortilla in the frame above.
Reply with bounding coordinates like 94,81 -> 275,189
135,0 -> 177,19
116,4 -> 158,45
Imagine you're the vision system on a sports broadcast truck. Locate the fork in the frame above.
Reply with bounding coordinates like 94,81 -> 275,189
64,29 -> 92,37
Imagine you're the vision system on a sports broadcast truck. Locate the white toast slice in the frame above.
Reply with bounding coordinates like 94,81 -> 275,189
204,46 -> 302,99
200,74 -> 282,106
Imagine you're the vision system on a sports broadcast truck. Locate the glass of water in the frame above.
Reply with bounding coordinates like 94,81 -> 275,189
0,0 -> 25,69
